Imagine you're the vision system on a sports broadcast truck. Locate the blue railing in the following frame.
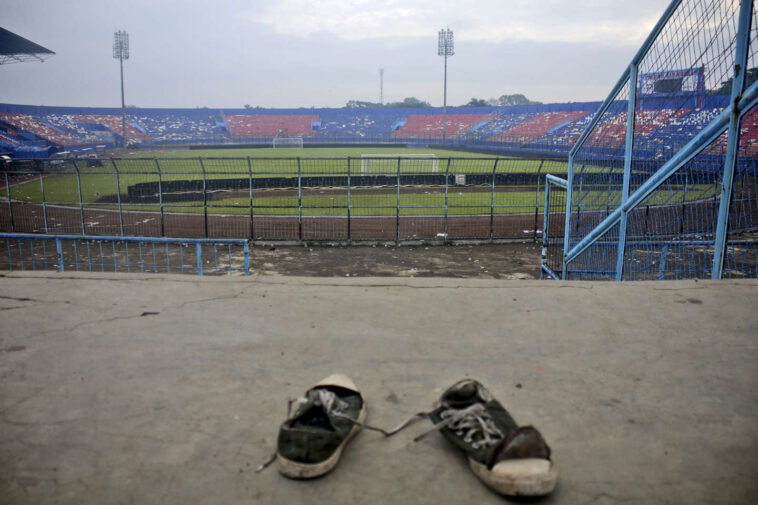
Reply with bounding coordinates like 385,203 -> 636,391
0,233 -> 250,276
556,0 -> 758,281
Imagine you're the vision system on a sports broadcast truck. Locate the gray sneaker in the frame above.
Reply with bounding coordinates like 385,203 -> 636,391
426,379 -> 557,496
274,374 -> 366,479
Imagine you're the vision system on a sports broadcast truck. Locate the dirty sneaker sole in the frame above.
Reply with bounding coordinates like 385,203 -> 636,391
469,457 -> 557,496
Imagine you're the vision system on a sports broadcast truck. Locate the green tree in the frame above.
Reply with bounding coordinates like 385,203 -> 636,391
464,98 -> 488,107
497,94 -> 542,106
385,97 -> 431,108
345,100 -> 382,108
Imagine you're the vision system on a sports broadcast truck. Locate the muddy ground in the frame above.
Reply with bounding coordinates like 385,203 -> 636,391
249,241 -> 541,279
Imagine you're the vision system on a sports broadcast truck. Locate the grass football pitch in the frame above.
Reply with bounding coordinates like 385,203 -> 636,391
5,147 -> 715,217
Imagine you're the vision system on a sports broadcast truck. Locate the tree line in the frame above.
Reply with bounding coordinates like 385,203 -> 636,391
239,93 -> 542,109
344,93 -> 541,108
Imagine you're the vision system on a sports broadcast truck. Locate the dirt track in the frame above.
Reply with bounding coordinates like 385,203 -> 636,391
1,202 -> 556,242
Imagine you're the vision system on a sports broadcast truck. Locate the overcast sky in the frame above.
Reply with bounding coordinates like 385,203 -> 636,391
0,0 -> 667,109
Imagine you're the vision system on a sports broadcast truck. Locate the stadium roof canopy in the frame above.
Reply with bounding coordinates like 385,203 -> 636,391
0,27 -> 55,65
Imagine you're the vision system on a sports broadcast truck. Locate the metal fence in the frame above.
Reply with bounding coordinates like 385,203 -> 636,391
0,156 -> 568,243
0,233 -> 250,276
549,0 -> 758,281
540,175 -> 568,279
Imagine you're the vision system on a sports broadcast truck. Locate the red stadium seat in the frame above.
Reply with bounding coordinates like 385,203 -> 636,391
224,115 -> 318,138
392,114 -> 492,139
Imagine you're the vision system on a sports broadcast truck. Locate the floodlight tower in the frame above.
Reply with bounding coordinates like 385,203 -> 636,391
438,29 -> 454,144
113,30 -> 129,147
380,68 -> 384,105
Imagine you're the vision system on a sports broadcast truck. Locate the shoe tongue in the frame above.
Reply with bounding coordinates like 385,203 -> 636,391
444,381 -> 482,408
291,390 -> 336,431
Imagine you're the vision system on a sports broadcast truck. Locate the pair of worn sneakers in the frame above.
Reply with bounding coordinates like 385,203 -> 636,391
258,374 -> 557,497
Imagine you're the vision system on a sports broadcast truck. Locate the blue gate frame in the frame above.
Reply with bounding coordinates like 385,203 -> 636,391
559,0 -> 757,280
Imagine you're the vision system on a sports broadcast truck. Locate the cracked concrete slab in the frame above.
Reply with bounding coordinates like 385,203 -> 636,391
0,271 -> 757,505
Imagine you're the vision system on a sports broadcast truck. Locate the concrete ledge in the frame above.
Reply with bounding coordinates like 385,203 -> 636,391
1,272 -> 757,504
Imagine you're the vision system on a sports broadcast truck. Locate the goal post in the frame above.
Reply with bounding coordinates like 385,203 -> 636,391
360,154 -> 439,175
272,137 -> 304,148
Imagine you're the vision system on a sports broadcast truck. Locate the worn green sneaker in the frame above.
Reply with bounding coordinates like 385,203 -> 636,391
274,374 -> 366,479
425,379 -> 557,496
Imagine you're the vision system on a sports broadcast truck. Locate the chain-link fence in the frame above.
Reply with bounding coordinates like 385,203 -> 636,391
0,156 -> 568,243
0,233 -> 250,276
556,0 -> 758,280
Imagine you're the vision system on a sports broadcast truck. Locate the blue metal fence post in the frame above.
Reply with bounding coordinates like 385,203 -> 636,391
111,159 -> 125,236
243,240 -> 250,276
199,157 -> 208,238
247,157 -> 254,240
73,160 -> 86,235
5,172 -> 14,232
39,164 -> 48,233
658,244 -> 669,280
444,158 -> 451,239
396,157 -> 401,243
347,157 -> 352,242
490,159 -> 499,241
56,238 -> 64,272
196,242 -> 203,276
155,159 -> 165,237
712,0 -> 754,279
297,157 -> 303,241
616,63 -> 639,281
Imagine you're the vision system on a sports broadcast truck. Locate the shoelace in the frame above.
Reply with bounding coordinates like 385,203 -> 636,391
423,403 -> 504,449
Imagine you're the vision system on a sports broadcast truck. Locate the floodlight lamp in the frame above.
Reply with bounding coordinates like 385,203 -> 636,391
113,30 -> 129,60
438,29 -> 454,57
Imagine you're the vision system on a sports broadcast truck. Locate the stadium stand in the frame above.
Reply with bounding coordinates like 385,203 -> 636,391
524,112 -> 598,154
315,108 -> 410,140
0,133 -> 20,145
74,115 -> 152,142
701,107 -> 758,156
43,114 -> 112,144
8,100 -> 740,158
225,114 -> 318,139
632,107 -> 722,157
391,114 -> 491,139
0,113 -> 78,146
737,107 -> 758,156
131,112 -> 224,142
468,110 -> 539,140
489,111 -> 590,144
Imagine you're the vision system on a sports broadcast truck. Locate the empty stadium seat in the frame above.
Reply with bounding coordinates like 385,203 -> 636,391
0,113 -> 78,146
225,115 -> 318,139
391,114 -> 491,139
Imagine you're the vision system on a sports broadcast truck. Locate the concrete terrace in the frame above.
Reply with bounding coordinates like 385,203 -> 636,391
0,272 -> 756,504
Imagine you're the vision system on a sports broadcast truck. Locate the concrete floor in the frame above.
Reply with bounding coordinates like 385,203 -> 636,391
0,272 -> 756,505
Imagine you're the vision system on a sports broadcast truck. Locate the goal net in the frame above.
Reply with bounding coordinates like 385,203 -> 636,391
360,154 -> 439,175
272,137 -> 304,148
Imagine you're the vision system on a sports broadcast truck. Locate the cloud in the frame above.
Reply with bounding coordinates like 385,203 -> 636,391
0,0 -> 667,108
247,0 -> 661,45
